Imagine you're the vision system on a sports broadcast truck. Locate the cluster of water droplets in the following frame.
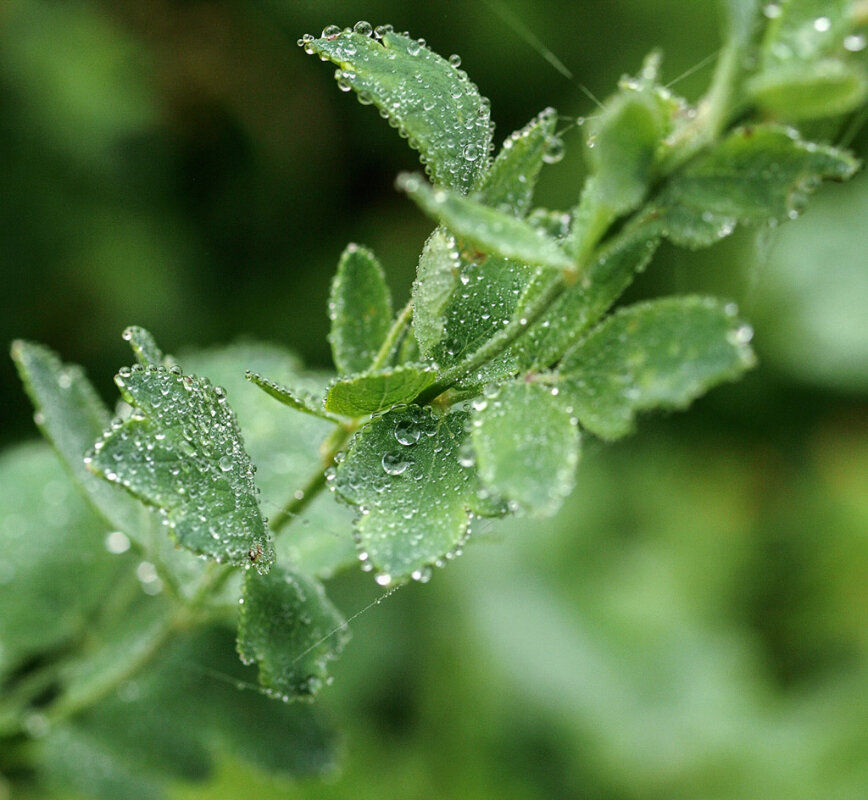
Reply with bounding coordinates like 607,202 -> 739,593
298,21 -> 494,193
85,364 -> 272,571
330,404 -> 487,586
761,6 -> 866,59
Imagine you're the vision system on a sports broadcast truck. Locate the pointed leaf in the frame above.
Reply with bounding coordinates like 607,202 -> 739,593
479,107 -> 560,216
328,243 -> 392,375
334,405 -> 506,583
305,27 -> 493,193
238,566 -> 348,699
87,363 -> 274,571
246,369 -> 341,422
472,381 -> 580,517
397,173 -> 575,272
656,124 -> 859,248
122,325 -> 169,367
187,343 -> 357,580
558,296 -> 757,440
11,340 -> 144,536
587,86 -> 668,215
412,227 -> 460,357
324,364 -> 436,416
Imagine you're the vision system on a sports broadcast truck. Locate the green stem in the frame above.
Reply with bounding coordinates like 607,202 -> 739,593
39,563 -> 231,731
370,297 -> 414,371
414,272 -> 567,405
660,32 -> 745,174
270,425 -> 353,534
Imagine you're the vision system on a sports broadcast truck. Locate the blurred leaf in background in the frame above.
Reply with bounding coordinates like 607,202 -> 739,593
2,0 -> 867,798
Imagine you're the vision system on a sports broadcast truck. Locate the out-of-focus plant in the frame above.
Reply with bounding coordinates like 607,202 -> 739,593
2,2 -> 866,797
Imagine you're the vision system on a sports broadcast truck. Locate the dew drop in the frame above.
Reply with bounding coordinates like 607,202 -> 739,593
542,135 -> 565,164
448,53 -> 462,68
375,573 -> 392,586
411,566 -> 432,583
218,455 -> 233,472
394,419 -> 421,446
105,531 -> 131,554
382,450 -> 411,476
353,20 -> 373,36
813,16 -> 831,32
463,142 -> 480,162
322,24 -> 342,39
844,33 -> 866,52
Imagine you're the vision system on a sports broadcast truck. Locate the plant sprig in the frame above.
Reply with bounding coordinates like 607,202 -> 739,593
4,3 -> 866,795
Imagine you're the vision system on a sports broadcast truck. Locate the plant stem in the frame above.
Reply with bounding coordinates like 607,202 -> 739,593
370,297 -> 414,371
270,424 -> 353,534
413,272 -> 567,405
40,563 -> 231,731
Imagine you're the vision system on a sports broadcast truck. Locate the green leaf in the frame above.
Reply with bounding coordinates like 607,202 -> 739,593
558,296 -> 757,440
35,625 -> 339,799
0,443 -> 126,675
397,173 -> 575,272
587,84 -> 668,215
238,566 -> 348,699
472,381 -> 580,517
655,124 -> 859,248
427,246 -> 538,386
328,243 -> 393,375
10,340 -> 144,536
478,107 -> 560,216
513,218 -> 662,370
747,59 -> 868,120
87,361 -> 274,571
411,230 -> 540,386
305,27 -> 493,193
186,343 -> 357,580
122,325 -> 169,368
246,369 -> 341,423
412,227 -> 461,357
721,0 -> 760,46
324,364 -> 436,416
334,405 -> 506,583
38,726 -> 165,800
760,0 -> 852,67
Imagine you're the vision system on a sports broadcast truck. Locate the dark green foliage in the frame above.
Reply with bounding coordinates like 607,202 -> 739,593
238,567 -> 348,698
2,4 -> 865,797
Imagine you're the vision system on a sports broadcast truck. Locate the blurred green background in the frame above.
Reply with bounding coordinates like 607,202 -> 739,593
2,0 -> 867,798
